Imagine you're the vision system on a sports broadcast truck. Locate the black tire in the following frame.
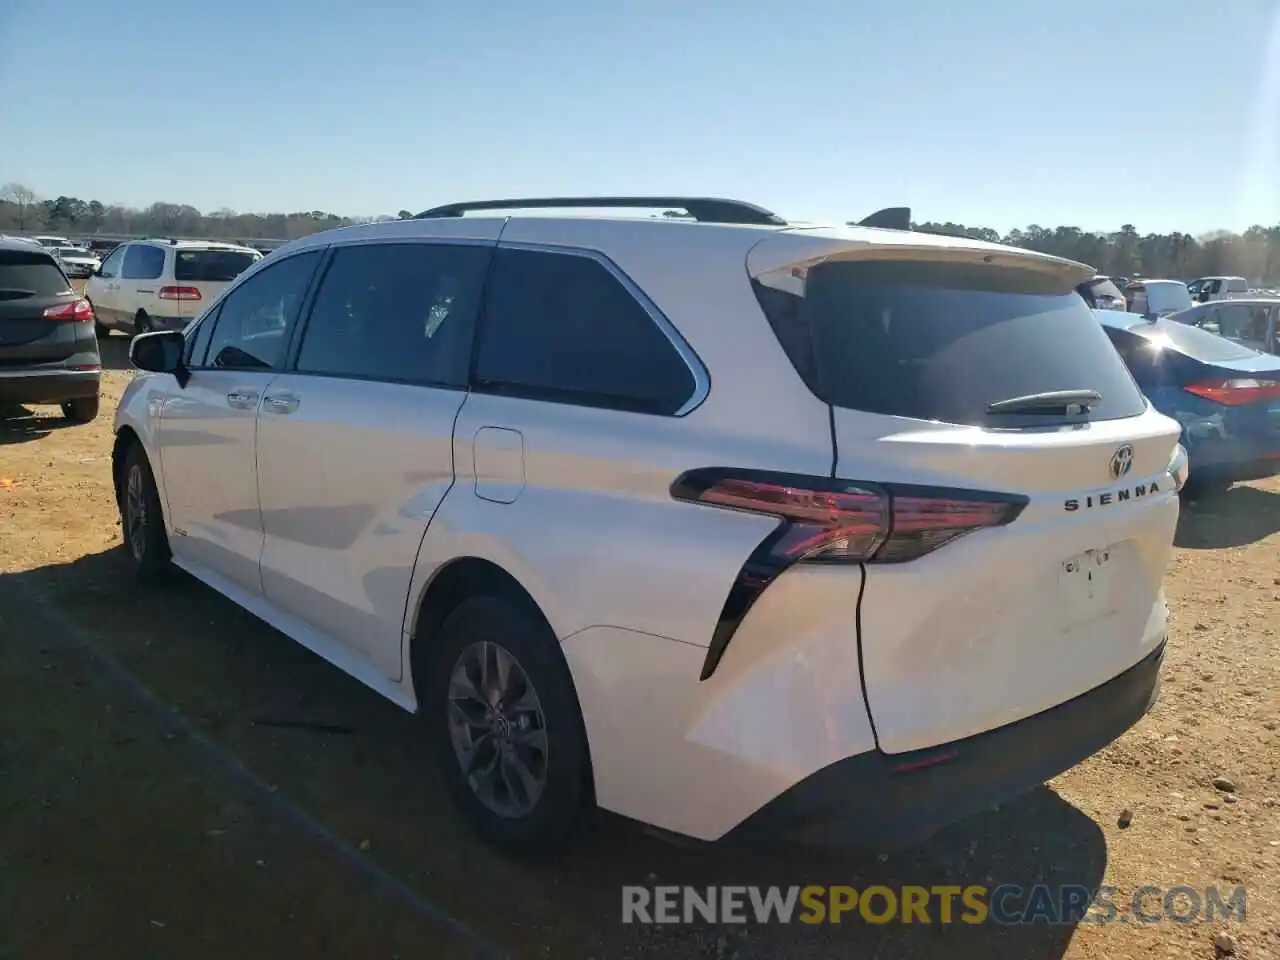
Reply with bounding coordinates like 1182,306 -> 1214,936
119,442 -> 173,584
89,302 -> 109,337
421,594 -> 592,860
61,396 -> 99,423
1181,473 -> 1233,501
135,311 -> 152,335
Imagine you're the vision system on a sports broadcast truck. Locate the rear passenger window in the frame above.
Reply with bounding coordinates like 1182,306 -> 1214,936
122,244 -> 165,280
296,242 -> 489,388
475,249 -> 696,415
752,260 -> 1148,426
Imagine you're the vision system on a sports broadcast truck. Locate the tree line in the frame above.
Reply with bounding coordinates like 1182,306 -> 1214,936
3,181 -> 1278,282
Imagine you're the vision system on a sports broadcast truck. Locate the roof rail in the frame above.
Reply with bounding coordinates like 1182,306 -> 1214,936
855,207 -> 912,231
414,196 -> 787,226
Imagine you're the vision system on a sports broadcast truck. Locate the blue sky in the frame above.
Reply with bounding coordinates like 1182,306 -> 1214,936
2,0 -> 1278,233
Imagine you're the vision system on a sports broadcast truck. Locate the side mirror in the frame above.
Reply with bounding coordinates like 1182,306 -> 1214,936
130,330 -> 187,381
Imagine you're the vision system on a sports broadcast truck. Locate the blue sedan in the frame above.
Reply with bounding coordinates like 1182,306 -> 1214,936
1095,310 -> 1280,496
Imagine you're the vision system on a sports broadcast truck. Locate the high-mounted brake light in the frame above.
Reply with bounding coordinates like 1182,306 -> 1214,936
671,468 -> 1028,680
158,285 -> 201,301
43,298 -> 93,322
1184,378 -> 1280,405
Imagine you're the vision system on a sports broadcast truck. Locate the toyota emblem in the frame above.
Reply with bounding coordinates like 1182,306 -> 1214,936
1109,444 -> 1135,479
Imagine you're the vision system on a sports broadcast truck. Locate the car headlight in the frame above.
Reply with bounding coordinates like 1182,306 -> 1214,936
1168,443 -> 1190,492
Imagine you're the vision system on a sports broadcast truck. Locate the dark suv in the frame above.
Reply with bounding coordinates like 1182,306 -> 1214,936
0,238 -> 102,422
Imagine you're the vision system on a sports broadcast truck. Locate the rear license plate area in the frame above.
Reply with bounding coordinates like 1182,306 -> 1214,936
1059,546 -> 1118,627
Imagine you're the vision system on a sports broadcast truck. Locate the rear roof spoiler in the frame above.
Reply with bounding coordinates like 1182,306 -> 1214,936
853,207 -> 912,231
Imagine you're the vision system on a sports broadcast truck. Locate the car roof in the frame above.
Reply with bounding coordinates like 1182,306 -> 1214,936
0,236 -> 58,255
269,210 -> 1090,286
133,238 -> 260,252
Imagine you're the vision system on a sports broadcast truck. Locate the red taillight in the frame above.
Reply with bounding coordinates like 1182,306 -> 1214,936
43,298 -> 94,322
672,468 -> 1028,680
1184,378 -> 1280,405
158,286 -> 201,301
672,469 -> 1025,565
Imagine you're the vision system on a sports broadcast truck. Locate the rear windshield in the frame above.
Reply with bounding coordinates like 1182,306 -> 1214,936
1143,282 -> 1194,313
174,249 -> 259,282
1127,318 -> 1261,363
1086,277 -> 1123,300
0,250 -> 72,297
753,260 -> 1148,426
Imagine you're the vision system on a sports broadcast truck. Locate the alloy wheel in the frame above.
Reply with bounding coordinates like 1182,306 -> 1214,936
446,640 -> 549,819
124,464 -> 148,562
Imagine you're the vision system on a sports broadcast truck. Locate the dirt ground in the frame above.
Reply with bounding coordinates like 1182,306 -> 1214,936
1,333 -> 1279,959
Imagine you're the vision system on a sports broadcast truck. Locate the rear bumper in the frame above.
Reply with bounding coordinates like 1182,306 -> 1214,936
1185,432 -> 1280,482
149,314 -> 191,332
0,369 -> 100,405
728,641 -> 1165,848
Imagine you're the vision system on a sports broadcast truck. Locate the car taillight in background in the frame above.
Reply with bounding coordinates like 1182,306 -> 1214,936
671,468 -> 1029,679
1183,378 -> 1280,405
43,298 -> 94,322
158,286 -> 201,301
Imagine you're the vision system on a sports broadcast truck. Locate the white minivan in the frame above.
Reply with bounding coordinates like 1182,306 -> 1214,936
86,239 -> 261,336
112,196 -> 1187,858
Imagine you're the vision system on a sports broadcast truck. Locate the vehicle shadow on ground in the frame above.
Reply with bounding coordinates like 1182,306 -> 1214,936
97,332 -> 134,371
1175,483 -> 1280,549
7,546 -> 1109,960
0,404 -> 77,446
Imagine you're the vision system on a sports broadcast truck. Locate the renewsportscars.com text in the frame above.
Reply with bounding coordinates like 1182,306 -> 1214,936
621,884 -> 1247,926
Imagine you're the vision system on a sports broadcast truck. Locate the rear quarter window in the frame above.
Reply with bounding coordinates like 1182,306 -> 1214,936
0,249 -> 71,297
753,259 -> 1148,426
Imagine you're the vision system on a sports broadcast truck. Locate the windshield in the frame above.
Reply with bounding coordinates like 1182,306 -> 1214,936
174,249 -> 259,282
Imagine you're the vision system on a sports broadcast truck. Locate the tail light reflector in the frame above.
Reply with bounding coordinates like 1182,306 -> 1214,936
671,468 -> 1028,680
1184,378 -> 1280,405
43,298 -> 94,322
158,286 -> 201,301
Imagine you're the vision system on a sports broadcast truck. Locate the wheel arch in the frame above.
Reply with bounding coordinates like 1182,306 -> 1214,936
406,555 -> 597,801
111,425 -> 142,511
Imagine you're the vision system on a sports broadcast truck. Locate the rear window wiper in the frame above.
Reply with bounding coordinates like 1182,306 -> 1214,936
986,389 -> 1102,415
0,288 -> 37,300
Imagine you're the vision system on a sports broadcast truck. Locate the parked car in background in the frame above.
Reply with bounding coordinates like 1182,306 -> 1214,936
1097,309 -> 1280,496
113,195 -> 1183,857
1187,276 -> 1249,303
0,237 -> 101,422
86,238 -> 120,258
32,235 -> 74,249
1169,299 -> 1279,355
51,245 -> 101,279
86,239 -> 262,336
1077,275 -> 1127,310
1123,279 -> 1194,318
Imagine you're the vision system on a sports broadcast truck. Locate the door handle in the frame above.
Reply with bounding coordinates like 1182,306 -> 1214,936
226,390 -> 260,410
262,392 -> 299,414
